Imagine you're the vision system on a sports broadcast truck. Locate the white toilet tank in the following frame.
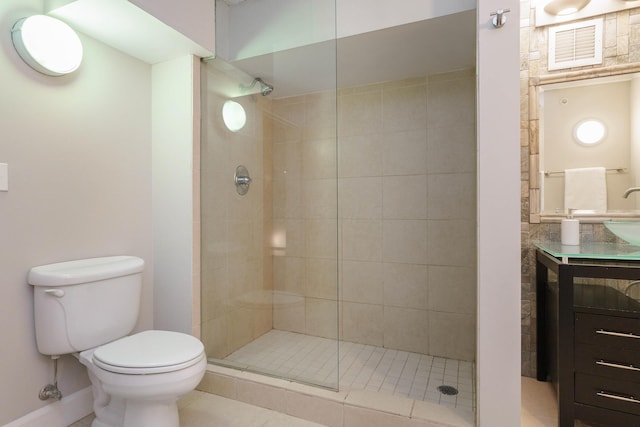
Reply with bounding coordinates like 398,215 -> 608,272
28,256 -> 144,356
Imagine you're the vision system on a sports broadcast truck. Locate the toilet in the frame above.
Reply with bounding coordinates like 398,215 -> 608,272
28,256 -> 206,427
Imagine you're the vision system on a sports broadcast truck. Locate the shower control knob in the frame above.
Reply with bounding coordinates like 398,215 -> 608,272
234,165 -> 252,195
236,176 -> 251,185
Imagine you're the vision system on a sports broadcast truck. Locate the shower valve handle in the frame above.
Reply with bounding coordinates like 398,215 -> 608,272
235,176 -> 252,185
234,165 -> 252,195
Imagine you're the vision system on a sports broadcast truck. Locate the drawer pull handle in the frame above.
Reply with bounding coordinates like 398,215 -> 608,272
597,391 -> 640,404
596,360 -> 640,372
596,329 -> 640,339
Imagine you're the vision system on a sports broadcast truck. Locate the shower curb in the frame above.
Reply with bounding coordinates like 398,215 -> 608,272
197,364 -> 474,427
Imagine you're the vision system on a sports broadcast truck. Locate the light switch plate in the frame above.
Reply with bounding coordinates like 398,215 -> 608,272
0,163 -> 8,191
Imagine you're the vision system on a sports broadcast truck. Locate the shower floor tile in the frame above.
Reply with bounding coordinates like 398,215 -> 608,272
216,330 -> 475,412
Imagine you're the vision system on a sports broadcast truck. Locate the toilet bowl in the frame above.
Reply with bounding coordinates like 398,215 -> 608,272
27,256 -> 206,427
79,330 -> 205,427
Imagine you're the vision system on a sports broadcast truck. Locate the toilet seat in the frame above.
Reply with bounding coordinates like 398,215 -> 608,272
93,330 -> 204,375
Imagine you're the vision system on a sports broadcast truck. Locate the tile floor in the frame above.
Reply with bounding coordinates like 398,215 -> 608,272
69,390 -> 323,426
521,376 -> 558,426
214,330 -> 475,412
72,376 -> 595,426
521,376 -> 599,427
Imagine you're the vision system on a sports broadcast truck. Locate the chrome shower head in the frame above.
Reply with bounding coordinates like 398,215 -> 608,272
259,79 -> 274,96
241,77 -> 274,96
253,78 -> 273,96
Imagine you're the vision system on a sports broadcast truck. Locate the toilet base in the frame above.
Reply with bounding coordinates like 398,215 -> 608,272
88,390 -> 180,427
78,347 -> 206,427
91,399 -> 179,427
123,400 -> 179,427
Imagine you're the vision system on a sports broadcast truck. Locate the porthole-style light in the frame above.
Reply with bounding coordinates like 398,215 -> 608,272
11,15 -> 83,76
222,100 -> 247,132
573,119 -> 606,146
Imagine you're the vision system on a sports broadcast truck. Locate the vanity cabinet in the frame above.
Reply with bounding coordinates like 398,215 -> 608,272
535,244 -> 640,426
574,305 -> 640,419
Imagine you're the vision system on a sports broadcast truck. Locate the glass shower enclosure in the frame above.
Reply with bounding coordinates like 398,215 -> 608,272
200,0 -> 339,390
201,1 -> 477,416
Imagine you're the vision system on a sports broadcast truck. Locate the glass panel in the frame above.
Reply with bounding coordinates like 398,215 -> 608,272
534,241 -> 640,260
202,2 -> 477,421
201,0 -> 338,390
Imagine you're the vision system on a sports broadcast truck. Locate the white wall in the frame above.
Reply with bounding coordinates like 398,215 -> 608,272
218,0 -> 475,60
0,0 -> 153,424
152,55 -> 200,334
336,0 -> 476,38
131,0 -> 215,53
477,0 -> 521,426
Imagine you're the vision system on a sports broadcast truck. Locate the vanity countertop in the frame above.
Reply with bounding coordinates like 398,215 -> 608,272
534,241 -> 640,261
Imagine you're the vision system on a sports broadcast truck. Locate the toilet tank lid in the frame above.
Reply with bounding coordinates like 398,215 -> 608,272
28,256 -> 144,287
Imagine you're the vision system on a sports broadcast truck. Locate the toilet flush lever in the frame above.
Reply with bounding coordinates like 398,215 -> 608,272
44,289 -> 65,298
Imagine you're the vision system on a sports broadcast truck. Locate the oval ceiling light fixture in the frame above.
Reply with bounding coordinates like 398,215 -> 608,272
543,0 -> 591,16
222,100 -> 247,132
573,118 -> 606,146
11,15 -> 83,76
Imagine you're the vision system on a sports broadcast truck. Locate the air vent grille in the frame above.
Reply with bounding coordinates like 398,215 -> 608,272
548,18 -> 603,71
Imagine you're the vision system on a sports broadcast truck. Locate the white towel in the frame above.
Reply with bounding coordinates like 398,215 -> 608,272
564,167 -> 607,213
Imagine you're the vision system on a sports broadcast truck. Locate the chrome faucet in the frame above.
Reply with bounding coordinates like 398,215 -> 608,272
623,187 -> 640,198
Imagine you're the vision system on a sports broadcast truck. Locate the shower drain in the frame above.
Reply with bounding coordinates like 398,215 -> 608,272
437,385 -> 459,396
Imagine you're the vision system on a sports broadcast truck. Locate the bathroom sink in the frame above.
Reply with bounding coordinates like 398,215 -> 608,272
604,221 -> 640,246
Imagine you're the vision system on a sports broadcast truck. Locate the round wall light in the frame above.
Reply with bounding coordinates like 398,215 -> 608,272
222,100 -> 247,132
11,15 -> 83,76
573,118 -> 606,146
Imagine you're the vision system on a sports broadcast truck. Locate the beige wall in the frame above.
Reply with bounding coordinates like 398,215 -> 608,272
269,89 -> 339,341
200,62 -> 274,359
201,70 -> 476,362
272,71 -> 477,361
0,0 -> 153,424
521,3 -> 640,377
152,55 -> 201,335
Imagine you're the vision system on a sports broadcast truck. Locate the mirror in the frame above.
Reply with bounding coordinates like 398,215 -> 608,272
533,66 -> 640,218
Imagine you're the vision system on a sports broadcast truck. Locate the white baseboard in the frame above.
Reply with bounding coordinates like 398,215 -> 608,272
4,386 -> 93,427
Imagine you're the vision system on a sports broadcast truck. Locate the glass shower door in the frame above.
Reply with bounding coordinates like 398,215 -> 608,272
200,0 -> 338,390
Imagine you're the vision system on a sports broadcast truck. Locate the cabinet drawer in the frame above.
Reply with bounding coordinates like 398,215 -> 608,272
575,343 -> 640,383
575,313 -> 640,351
575,373 -> 640,416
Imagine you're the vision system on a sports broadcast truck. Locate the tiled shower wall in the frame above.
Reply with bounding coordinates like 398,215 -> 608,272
520,2 -> 640,377
272,70 -> 477,361
201,77 -> 275,359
